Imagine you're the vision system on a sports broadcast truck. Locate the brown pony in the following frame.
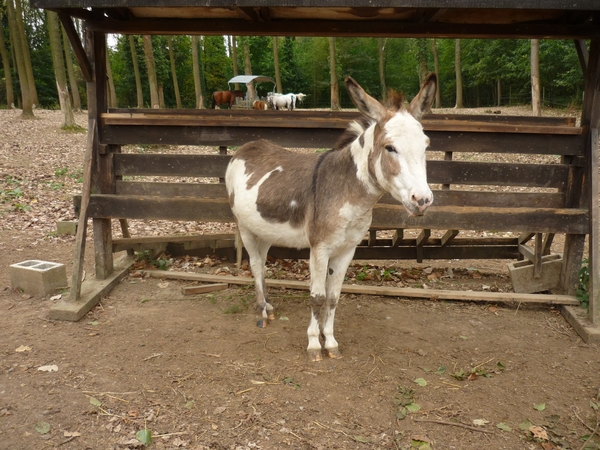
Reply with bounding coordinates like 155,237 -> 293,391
253,100 -> 268,110
212,90 -> 245,109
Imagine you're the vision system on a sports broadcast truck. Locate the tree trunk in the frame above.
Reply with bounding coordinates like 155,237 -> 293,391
128,36 -> 144,108
47,10 -> 75,127
6,0 -> 33,117
378,38 -> 386,101
454,39 -> 463,109
143,35 -> 160,108
531,39 -> 541,116
432,38 -> 441,108
329,37 -> 340,111
14,0 -> 37,106
191,35 -> 204,109
231,36 -> 240,90
0,14 -> 15,108
497,77 -> 502,107
105,44 -> 117,108
61,23 -> 81,111
416,38 -> 429,85
167,36 -> 181,109
273,36 -> 283,93
243,39 -> 255,100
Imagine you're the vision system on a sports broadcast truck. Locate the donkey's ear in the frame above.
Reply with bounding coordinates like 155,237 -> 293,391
408,73 -> 437,120
345,77 -> 387,122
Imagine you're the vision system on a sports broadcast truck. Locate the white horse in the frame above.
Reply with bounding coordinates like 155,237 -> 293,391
267,92 -> 295,110
226,74 -> 436,361
287,93 -> 306,109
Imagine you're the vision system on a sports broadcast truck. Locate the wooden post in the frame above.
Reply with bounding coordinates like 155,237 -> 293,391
589,128 -> 599,323
91,31 -> 114,281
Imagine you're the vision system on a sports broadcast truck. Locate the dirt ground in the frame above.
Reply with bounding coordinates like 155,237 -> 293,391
1,109 -> 599,450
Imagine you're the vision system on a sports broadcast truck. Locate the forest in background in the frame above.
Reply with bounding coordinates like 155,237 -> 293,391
0,0 -> 586,116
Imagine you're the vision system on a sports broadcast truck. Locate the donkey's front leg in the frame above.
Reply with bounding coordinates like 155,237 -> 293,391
307,248 -> 328,362
322,248 -> 356,359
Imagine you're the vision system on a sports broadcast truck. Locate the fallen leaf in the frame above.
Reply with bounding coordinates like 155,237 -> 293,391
533,402 -> 546,411
50,294 -> 61,301
473,419 -> 489,426
136,429 -> 152,445
89,397 -> 102,407
414,378 -> 427,387
37,365 -> 58,372
35,422 -> 51,434
406,403 -> 421,412
213,406 -> 226,415
172,437 -> 188,447
496,423 -> 511,432
15,345 -> 31,353
158,282 -> 170,288
529,425 -> 548,440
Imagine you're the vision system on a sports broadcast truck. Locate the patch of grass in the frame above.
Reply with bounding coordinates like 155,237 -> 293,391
61,124 -> 86,133
222,295 -> 251,314
54,167 -> 69,177
577,258 -> 589,310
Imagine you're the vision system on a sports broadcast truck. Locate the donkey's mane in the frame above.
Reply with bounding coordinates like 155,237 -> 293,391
334,88 -> 405,151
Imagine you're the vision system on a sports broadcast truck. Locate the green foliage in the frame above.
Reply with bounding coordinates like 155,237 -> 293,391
577,258 -> 590,309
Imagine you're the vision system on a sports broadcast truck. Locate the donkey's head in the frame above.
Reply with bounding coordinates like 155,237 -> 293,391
345,74 -> 436,216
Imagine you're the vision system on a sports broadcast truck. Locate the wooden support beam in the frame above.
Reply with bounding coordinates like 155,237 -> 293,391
589,128 -> 599,323
542,233 -> 555,255
441,229 -> 459,247
416,229 -> 431,263
533,233 -> 543,278
58,12 -> 93,82
391,229 -> 404,247
575,39 -> 589,73
519,243 -> 535,264
368,230 -> 377,247
141,270 -> 580,306
519,232 -> 536,244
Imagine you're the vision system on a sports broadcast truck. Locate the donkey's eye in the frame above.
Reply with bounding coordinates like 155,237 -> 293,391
385,145 -> 397,153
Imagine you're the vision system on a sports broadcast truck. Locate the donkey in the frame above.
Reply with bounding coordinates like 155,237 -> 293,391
225,74 -> 436,361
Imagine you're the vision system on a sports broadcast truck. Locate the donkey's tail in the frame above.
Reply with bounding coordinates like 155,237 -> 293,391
211,93 -> 216,109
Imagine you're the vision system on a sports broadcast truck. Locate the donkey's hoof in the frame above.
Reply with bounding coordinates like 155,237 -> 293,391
256,319 -> 268,328
267,312 -> 276,321
307,349 -> 323,362
326,348 -> 343,359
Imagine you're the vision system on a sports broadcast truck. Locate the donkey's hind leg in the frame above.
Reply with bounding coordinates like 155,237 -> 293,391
238,226 -> 273,328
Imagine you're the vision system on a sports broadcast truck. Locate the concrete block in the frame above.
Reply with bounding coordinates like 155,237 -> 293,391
508,254 -> 562,294
10,260 -> 68,296
57,221 -> 78,235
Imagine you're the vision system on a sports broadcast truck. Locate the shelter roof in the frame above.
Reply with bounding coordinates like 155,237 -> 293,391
228,75 -> 275,85
31,1 -> 600,39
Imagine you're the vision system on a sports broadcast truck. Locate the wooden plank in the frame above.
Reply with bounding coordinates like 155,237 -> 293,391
534,233 -> 543,278
427,160 -> 568,188
112,233 -> 234,252
113,154 -> 569,189
370,204 -> 589,234
116,180 -> 227,198
141,270 -> 580,306
114,183 -> 565,209
181,283 -> 228,295
114,153 -> 230,177
416,229 -> 431,263
84,194 -> 589,234
101,112 -> 582,135
106,108 -> 576,127
391,229 -> 403,247
101,124 -> 585,156
589,128 -> 599,323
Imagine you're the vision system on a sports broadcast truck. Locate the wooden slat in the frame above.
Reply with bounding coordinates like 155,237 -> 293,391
427,160 -> 568,188
101,124 -> 585,155
116,180 -> 227,198
113,154 -> 569,189
114,153 -> 230,177
83,194 -> 589,234
101,112 -> 581,135
115,182 -> 565,209
441,229 -> 459,247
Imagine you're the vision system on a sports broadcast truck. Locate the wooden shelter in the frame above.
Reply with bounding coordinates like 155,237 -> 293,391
31,1 -> 600,341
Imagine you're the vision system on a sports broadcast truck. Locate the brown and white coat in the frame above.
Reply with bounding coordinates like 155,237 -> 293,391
225,74 -> 437,361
